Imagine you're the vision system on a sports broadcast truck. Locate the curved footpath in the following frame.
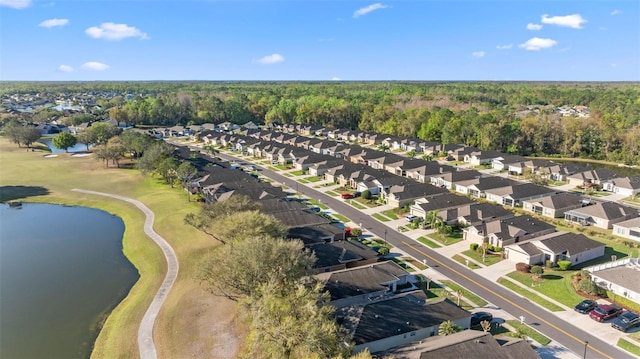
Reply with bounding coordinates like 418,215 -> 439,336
72,189 -> 179,359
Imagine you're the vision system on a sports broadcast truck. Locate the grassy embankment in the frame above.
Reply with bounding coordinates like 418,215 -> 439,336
0,138 -> 240,359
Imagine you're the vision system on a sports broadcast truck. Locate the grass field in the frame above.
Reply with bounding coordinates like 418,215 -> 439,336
372,213 -> 391,222
505,320 -> 552,346
506,270 -> 583,308
0,138 -> 240,359
497,278 -> 564,312
618,338 -> 640,356
417,236 -> 441,248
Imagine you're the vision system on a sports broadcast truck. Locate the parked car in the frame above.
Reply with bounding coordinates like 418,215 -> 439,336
470,311 -> 493,326
574,299 -> 598,314
341,193 -> 354,199
611,311 -> 640,332
308,206 -> 321,213
405,215 -> 419,222
589,304 -> 623,322
353,191 -> 361,198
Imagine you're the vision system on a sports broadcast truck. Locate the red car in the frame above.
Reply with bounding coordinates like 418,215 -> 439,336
589,304 -> 623,322
341,193 -> 354,199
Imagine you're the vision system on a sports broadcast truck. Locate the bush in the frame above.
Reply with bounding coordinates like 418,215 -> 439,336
531,265 -> 544,277
494,246 -> 502,253
470,243 -> 479,251
557,260 -> 572,271
516,263 -> 531,273
361,189 -> 372,200
545,260 -> 553,268
377,247 -> 390,256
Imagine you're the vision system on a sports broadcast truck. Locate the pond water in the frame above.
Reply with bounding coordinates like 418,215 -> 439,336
39,138 -> 93,153
0,203 -> 139,359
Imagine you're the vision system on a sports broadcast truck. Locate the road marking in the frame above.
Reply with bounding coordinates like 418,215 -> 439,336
402,241 -> 613,359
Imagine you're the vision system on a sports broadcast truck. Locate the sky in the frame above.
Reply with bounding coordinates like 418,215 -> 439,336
0,0 -> 638,81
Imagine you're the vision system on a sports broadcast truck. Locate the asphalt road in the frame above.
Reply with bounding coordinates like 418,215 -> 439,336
214,151 -> 634,359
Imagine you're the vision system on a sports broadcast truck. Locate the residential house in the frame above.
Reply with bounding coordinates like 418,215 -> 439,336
602,176 -> 640,197
463,215 -> 556,247
340,291 -> 471,354
586,258 -> 640,305
288,223 -> 347,244
384,158 -> 429,177
455,176 -> 520,198
368,153 -> 404,170
293,154 -> 329,171
406,162 -> 455,184
490,155 -> 526,172
540,162 -> 584,181
504,231 -> 605,266
445,202 -> 515,226
564,201 -> 639,229
307,240 -> 379,273
384,183 -> 449,208
430,169 -> 482,190
567,168 -> 618,188
317,261 -> 413,308
484,183 -> 557,207
380,330 -> 539,359
308,160 -> 344,177
612,217 -> 640,242
409,193 -> 475,220
464,150 -> 505,166
522,192 -> 585,218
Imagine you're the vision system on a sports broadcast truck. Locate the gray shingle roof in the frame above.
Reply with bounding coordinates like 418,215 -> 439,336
318,261 -> 410,301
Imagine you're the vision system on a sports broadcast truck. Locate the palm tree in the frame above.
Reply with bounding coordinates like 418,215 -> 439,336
421,153 -> 434,161
438,320 -> 462,336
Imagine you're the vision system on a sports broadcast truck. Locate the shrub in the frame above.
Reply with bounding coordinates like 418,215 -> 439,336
377,247 -> 390,256
361,189 -> 372,200
557,260 -> 572,271
494,246 -> 502,253
545,260 -> 553,268
470,243 -> 479,251
516,263 -> 531,273
486,244 -> 495,252
531,265 -> 544,278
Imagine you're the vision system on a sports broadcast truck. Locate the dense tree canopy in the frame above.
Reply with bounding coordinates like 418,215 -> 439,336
3,82 -> 639,163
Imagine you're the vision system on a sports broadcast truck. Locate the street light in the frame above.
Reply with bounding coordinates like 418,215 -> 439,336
384,229 -> 387,243
583,341 -> 588,359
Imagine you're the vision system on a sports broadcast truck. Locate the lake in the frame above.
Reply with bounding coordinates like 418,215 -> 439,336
39,138 -> 93,153
0,203 -> 139,359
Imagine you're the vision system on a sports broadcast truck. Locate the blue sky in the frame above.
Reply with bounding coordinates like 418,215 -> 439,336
1,0 -> 638,81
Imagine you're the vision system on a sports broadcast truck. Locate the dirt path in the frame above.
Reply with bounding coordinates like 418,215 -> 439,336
72,189 -> 179,359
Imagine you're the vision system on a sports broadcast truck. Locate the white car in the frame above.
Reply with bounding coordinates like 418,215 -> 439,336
405,215 -> 419,222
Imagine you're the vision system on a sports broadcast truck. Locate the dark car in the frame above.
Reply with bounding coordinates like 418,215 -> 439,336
353,191 -> 361,198
589,304 -> 623,322
574,299 -> 598,314
341,193 -> 354,199
612,311 -> 640,332
470,311 -> 493,326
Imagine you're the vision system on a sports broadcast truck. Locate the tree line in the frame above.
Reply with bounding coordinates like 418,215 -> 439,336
2,82 -> 639,164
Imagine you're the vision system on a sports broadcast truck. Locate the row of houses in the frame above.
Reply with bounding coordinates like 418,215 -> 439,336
170,145 -> 534,356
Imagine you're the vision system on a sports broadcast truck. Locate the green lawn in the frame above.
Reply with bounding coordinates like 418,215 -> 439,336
348,200 -> 366,210
355,197 -> 379,208
507,270 -> 583,308
381,209 -> 400,220
417,236 -> 442,248
290,170 -> 306,176
305,199 -> 329,210
403,257 -> 427,270
452,254 -> 481,269
440,280 -> 488,307
331,213 -> 350,223
361,238 -> 393,249
372,213 -> 391,222
505,320 -> 552,346
618,339 -> 640,357
282,172 -> 294,177
298,179 -> 310,184
396,226 -> 409,232
325,190 -> 341,197
461,249 -> 503,266
305,176 -> 324,183
497,278 -> 565,312
427,231 -> 463,245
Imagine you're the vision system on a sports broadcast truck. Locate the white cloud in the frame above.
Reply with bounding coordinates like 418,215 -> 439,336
527,23 -> 542,30
0,0 -> 30,8
519,37 -> 558,51
472,51 -> 486,58
85,22 -> 149,41
38,18 -> 68,28
610,9 -> 621,15
81,62 -> 109,71
255,53 -> 284,64
353,3 -> 388,18
331,77 -> 341,81
496,44 -> 513,50
541,14 -> 587,29
58,64 -> 73,72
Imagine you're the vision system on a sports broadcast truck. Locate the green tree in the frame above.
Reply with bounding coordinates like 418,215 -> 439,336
87,122 -> 120,145
531,265 -> 544,279
156,157 -> 179,186
51,132 -> 77,152
176,162 -> 198,200
137,141 -> 173,174
214,210 -> 287,243
438,320 -> 462,336
244,278 -> 350,359
197,236 -> 316,300
361,189 -> 372,200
